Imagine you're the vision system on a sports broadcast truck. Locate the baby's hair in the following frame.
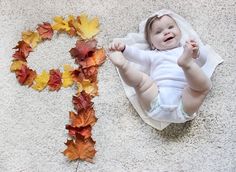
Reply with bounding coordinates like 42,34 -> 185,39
144,14 -> 167,49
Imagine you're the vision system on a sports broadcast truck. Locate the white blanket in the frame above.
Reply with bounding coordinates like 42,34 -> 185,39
114,9 -> 223,130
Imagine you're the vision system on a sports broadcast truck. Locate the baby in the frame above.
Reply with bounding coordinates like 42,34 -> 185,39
108,14 -> 212,123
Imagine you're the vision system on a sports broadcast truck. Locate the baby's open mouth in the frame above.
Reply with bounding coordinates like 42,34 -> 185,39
164,36 -> 174,42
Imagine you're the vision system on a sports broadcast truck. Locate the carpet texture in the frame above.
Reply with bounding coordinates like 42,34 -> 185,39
0,0 -> 235,172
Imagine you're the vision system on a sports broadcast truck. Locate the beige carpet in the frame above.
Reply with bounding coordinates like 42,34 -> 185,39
0,0 -> 235,171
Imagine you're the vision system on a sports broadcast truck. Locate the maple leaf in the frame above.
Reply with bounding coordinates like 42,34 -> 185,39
67,15 -> 79,37
22,31 -> 41,48
72,91 -> 93,112
10,60 -> 27,72
77,79 -> 98,97
15,65 -> 36,86
37,22 -> 53,40
77,14 -> 100,39
69,39 -> 97,64
48,69 -> 62,91
66,125 -> 92,139
62,64 -> 74,88
12,41 -> 33,62
52,16 -> 70,32
69,108 -> 97,128
63,134 -> 96,162
79,48 -> 106,69
32,70 -> 50,91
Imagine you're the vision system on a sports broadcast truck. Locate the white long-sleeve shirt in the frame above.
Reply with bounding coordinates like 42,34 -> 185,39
123,45 -> 206,106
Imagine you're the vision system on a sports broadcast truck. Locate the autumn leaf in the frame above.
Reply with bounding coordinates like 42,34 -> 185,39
77,14 -> 100,39
32,70 -> 50,91
77,79 -> 98,97
48,69 -> 62,91
37,22 -> 53,40
72,91 -> 93,112
12,41 -> 33,61
22,31 -> 41,48
66,125 -> 92,139
63,134 -> 96,162
69,108 -> 97,128
15,65 -> 36,86
62,64 -> 74,88
69,39 -> 97,64
79,48 -> 106,68
52,16 -> 70,32
10,60 -> 27,72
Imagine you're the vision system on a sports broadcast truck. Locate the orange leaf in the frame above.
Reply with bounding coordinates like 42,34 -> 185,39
63,134 -> 96,162
48,69 -> 62,91
79,48 -> 106,68
12,41 -> 33,61
72,91 -> 93,112
69,39 -> 97,64
66,125 -> 92,139
69,108 -> 97,127
15,65 -> 36,86
37,22 -> 53,40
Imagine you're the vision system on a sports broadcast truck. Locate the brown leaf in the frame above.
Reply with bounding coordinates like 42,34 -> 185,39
48,69 -> 62,91
15,65 -> 36,86
72,91 -> 93,112
63,134 -> 96,162
69,39 -> 97,64
72,67 -> 98,83
37,22 -> 54,40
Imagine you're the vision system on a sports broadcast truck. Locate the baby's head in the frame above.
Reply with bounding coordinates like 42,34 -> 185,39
144,15 -> 182,51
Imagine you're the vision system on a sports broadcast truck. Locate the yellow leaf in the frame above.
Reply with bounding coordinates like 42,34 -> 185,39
77,14 -> 100,39
10,60 -> 27,72
67,15 -> 79,30
22,31 -> 41,48
32,70 -> 50,91
62,64 -> 74,88
77,79 -> 98,96
52,16 -> 70,32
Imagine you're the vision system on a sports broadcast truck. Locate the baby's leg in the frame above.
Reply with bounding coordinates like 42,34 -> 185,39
178,44 -> 212,115
109,51 -> 158,110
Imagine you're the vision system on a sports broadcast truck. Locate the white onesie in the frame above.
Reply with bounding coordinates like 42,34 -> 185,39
123,45 -> 206,123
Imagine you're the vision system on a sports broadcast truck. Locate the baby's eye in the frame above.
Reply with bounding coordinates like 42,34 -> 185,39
168,26 -> 174,29
156,31 -> 161,34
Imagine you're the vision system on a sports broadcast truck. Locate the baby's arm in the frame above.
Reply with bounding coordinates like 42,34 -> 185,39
109,41 -> 150,65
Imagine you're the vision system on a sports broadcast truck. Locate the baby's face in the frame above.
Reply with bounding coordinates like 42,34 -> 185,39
150,15 -> 181,51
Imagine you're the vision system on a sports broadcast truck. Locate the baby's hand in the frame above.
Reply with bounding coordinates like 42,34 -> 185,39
109,41 -> 125,52
184,40 -> 199,59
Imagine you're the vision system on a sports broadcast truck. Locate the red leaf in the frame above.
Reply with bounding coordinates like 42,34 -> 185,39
12,41 -> 33,61
69,39 -> 97,64
48,69 -> 62,91
15,65 -> 36,86
37,22 -> 54,40
66,125 -> 92,139
72,91 -> 93,112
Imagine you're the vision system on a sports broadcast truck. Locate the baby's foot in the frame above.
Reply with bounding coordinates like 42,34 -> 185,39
109,51 -> 127,68
177,42 -> 195,69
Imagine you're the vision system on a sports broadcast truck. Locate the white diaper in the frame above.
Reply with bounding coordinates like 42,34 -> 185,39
147,95 -> 196,123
